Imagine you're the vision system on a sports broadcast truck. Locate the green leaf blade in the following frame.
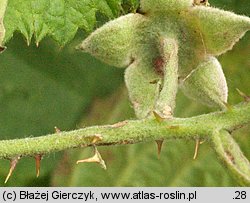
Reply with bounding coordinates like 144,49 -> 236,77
3,0 -> 124,46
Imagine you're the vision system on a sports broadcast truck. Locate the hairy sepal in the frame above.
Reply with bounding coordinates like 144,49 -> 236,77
191,6 -> 250,55
125,60 -> 159,119
181,57 -> 228,109
79,14 -> 145,68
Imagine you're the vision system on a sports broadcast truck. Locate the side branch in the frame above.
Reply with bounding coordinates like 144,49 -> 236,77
0,102 -> 249,160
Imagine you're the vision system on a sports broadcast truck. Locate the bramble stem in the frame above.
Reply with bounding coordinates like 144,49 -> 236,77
0,102 -> 249,160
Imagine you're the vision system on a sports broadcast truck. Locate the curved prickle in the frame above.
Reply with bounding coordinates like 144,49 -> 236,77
76,146 -> 106,170
35,155 -> 42,178
5,157 -> 20,184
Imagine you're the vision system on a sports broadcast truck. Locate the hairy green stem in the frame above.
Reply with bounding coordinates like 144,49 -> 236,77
0,102 -> 249,160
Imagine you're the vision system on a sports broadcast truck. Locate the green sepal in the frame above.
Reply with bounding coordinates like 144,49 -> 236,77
180,57 -> 228,109
125,37 -> 179,119
79,13 -> 145,68
125,60 -> 159,119
191,6 -> 250,55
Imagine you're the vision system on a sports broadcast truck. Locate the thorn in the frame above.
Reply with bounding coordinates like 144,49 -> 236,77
76,146 -> 106,170
91,134 -> 103,144
153,111 -> 165,123
193,139 -> 200,160
236,88 -> 250,102
35,155 -> 42,177
155,140 -> 164,159
54,126 -> 61,133
5,157 -> 20,184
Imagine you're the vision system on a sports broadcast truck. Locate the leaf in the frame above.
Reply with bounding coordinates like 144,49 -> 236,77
0,35 -> 124,186
3,0 -> 124,46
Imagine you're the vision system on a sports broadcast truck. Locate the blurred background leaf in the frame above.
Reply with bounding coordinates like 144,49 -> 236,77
0,33 -> 124,186
0,0 -> 249,186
